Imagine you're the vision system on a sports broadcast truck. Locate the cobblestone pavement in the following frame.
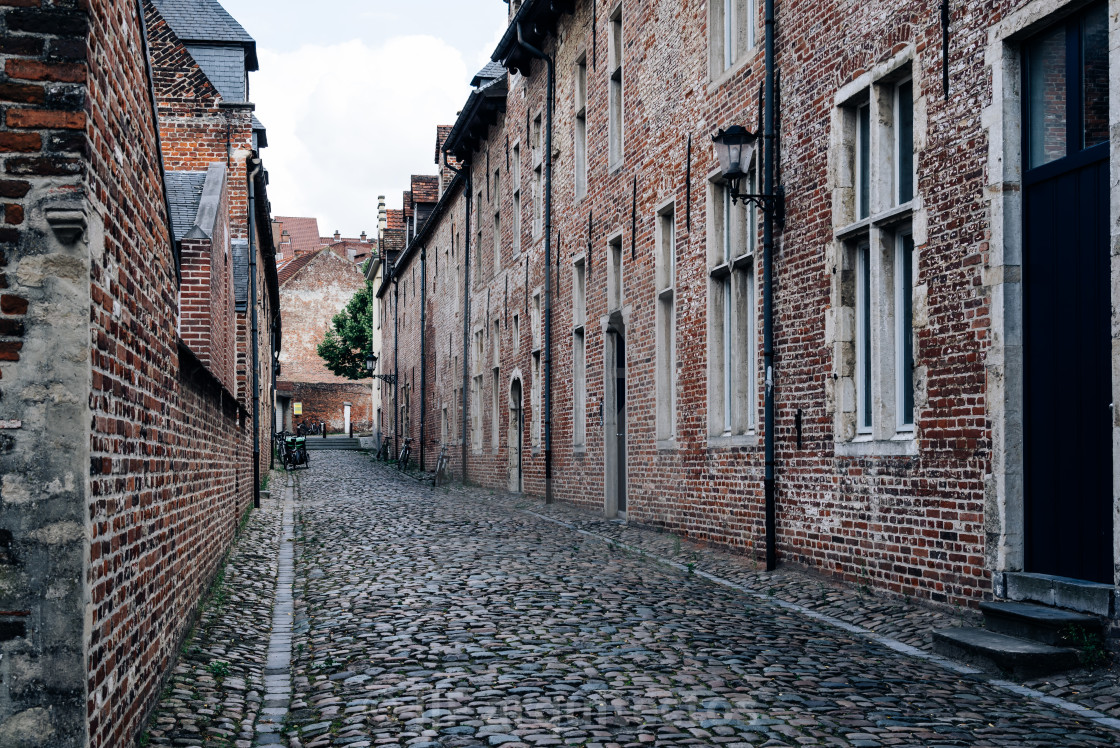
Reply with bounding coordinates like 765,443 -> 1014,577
143,480 -> 284,747
281,452 -> 1120,748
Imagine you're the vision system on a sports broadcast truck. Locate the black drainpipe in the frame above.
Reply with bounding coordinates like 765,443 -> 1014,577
420,246 -> 427,470
763,0 -> 778,571
270,313 -> 279,471
248,157 -> 263,509
393,273 -> 400,460
516,24 -> 555,505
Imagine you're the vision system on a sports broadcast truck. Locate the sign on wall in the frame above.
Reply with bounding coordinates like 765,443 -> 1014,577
294,402 -> 303,416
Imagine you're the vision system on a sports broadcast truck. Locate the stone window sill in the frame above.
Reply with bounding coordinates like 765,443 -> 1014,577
835,435 -> 918,457
707,433 -> 759,450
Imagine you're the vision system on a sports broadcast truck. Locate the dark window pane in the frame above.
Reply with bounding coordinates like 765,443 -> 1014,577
900,233 -> 914,426
1026,24 -> 1067,168
858,104 -> 870,219
1082,3 -> 1109,150
858,244 -> 871,429
898,80 -> 914,204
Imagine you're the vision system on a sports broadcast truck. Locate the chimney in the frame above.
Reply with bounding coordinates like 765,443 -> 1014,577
377,196 -> 387,241
333,230 -> 341,241
361,231 -> 367,242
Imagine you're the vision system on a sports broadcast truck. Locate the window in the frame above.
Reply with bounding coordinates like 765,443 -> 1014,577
608,5 -> 624,167
575,56 -> 588,200
493,168 -> 502,270
573,259 -> 587,447
607,234 -> 623,311
708,176 -> 756,439
711,0 -> 756,78
834,62 -> 919,445
492,367 -> 501,451
475,190 -> 484,281
532,115 -> 543,238
513,313 -> 520,353
532,292 -> 542,447
472,329 -> 483,451
656,204 -> 676,442
441,405 -> 449,445
511,144 -> 522,255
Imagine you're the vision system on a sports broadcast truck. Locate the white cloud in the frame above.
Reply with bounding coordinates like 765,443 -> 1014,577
254,36 -> 470,236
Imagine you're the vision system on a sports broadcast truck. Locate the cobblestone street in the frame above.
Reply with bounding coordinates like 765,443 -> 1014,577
146,452 -> 1120,747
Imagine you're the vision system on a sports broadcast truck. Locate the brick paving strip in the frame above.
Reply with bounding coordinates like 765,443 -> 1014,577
256,476 -> 298,746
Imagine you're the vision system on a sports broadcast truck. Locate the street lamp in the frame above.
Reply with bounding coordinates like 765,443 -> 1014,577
366,351 -> 396,385
712,125 -> 784,225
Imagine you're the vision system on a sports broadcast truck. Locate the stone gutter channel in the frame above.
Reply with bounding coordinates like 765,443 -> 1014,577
255,476 -> 296,746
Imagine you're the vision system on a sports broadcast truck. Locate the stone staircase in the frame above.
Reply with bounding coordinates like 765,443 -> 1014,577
932,573 -> 1112,680
304,435 -> 365,451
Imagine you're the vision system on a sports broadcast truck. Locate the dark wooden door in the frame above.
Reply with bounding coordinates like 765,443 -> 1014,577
1023,1 -> 1112,583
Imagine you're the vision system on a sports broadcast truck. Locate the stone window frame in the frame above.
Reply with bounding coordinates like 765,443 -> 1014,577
607,230 -> 624,312
607,1 -> 624,170
493,165 -> 502,271
827,44 -> 926,458
655,198 -> 677,447
472,326 -> 484,453
982,0 -> 1120,588
706,168 -> 758,447
511,141 -> 523,256
708,0 -> 758,89
492,318 -> 501,452
474,186 -> 484,286
574,53 -> 589,202
532,112 -> 544,239
531,288 -> 543,450
572,254 -> 588,451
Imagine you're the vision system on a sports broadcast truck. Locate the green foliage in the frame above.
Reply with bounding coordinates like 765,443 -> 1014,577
1062,625 -> 1111,668
316,283 -> 375,380
207,660 -> 230,678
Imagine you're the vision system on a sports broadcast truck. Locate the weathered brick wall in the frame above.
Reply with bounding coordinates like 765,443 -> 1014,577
0,1 -> 258,744
386,0 -> 1040,612
282,381 -> 372,435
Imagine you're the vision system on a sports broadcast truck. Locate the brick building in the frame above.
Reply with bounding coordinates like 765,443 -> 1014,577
380,0 -> 1120,625
0,0 -> 279,744
276,219 -> 376,436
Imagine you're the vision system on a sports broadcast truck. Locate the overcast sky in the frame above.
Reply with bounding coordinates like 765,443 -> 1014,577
218,0 -> 510,237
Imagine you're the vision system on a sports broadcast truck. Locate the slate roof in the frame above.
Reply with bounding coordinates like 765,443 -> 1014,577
164,171 -> 208,244
150,0 -> 258,68
471,60 -> 507,87
273,216 -> 324,255
186,44 -> 247,102
412,175 -> 440,205
232,239 -> 249,310
252,115 -> 268,148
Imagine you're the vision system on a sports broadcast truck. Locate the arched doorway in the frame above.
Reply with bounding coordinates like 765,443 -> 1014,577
509,377 -> 524,493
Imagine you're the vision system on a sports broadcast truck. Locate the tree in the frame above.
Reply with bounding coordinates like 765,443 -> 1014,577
317,283 -> 374,380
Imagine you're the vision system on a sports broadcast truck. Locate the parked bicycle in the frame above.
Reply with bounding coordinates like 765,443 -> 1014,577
433,444 -> 451,487
280,431 -> 310,471
397,437 -> 413,472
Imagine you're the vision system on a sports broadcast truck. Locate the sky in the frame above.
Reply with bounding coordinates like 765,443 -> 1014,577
218,0 -> 510,237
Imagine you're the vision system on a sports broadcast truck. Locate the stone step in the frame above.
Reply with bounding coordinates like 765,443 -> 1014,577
305,438 -> 364,451
980,601 -> 1104,646
931,627 -> 1080,680
1004,572 -> 1114,617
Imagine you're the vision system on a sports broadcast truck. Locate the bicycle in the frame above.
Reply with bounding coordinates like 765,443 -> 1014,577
433,444 -> 450,487
397,437 -> 413,471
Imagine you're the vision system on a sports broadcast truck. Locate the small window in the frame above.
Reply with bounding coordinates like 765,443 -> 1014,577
711,0 -> 756,78
573,258 -> 587,447
895,230 -> 914,430
854,241 -> 872,434
532,115 -> 543,238
607,235 -> 623,311
493,168 -> 501,269
656,205 -> 676,441
575,56 -> 588,200
608,5 -> 624,167
511,145 -> 522,255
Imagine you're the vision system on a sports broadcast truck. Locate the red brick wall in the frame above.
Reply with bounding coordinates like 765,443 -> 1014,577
282,381 -> 372,435
384,0 -> 1032,612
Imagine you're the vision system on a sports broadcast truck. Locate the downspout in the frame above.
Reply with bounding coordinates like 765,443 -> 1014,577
248,156 -> 263,510
270,313 -> 279,470
444,151 -> 472,484
763,0 -> 778,571
420,246 -> 427,470
516,24 -> 555,505
393,274 -> 400,459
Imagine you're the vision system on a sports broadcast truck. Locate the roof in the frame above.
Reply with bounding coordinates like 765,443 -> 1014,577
443,76 -> 508,162
492,0 -> 574,77
150,0 -> 258,68
273,216 -> 323,254
164,171 -> 207,244
393,172 -> 465,279
411,175 -> 440,205
164,163 -> 226,242
471,60 -> 507,87
435,125 -> 454,164
277,250 -> 319,285
186,44 -> 247,102
386,209 -> 404,232
252,115 -> 268,148
232,239 -> 249,310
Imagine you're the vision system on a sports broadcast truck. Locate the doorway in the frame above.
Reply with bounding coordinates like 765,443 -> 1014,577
605,325 -> 627,518
344,403 -> 352,436
509,378 -> 523,493
1022,1 -> 1112,583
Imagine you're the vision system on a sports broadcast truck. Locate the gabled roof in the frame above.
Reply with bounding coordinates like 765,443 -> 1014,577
412,175 -> 440,205
492,0 -> 574,77
273,216 -> 324,255
187,44 -> 247,102
443,76 -> 508,162
150,0 -> 258,69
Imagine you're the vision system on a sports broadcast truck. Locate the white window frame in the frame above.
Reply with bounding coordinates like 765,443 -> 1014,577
710,0 -> 757,82
511,143 -> 522,255
608,4 -> 624,169
575,55 -> 588,201
573,257 -> 587,449
656,202 -> 676,444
